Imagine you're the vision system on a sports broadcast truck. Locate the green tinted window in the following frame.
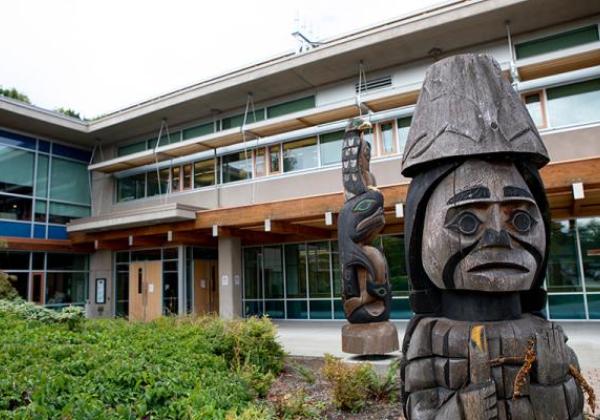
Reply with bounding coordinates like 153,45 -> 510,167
546,78 -> 600,127
397,117 -> 412,152
183,123 -> 213,140
285,244 -> 307,298
283,137 -> 318,172
307,242 -> 331,298
221,152 -> 252,183
319,130 -> 344,166
382,235 -> 408,296
264,246 -> 283,298
147,169 -> 169,197
118,141 -> 146,156
36,155 -> 49,198
244,247 -> 261,299
516,25 -> 599,59
222,109 -> 265,130
547,220 -> 582,292
50,158 -> 90,204
548,294 -> 586,319
117,173 -> 145,202
267,96 -> 315,118
577,217 -> 600,292
0,145 -> 34,195
193,159 -> 215,188
48,202 -> 90,224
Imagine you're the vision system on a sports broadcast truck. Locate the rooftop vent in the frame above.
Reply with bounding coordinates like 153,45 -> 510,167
355,75 -> 392,93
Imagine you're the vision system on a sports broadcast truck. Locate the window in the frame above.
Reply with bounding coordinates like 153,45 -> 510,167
397,117 -> 412,152
183,123 -> 213,140
244,247 -> 261,300
193,159 -> 215,188
34,201 -> 47,222
254,148 -> 267,177
46,272 -> 87,307
379,122 -> 397,155
269,145 -> 281,174
0,195 -> 32,221
36,155 -> 49,198
307,242 -> 331,298
147,169 -> 169,197
171,166 -> 181,192
515,25 -> 600,60
523,92 -> 546,127
222,152 -> 252,183
48,202 -> 90,224
283,137 -> 318,172
182,164 -> 193,190
0,145 -> 34,195
381,235 -> 408,296
50,158 -> 90,204
222,109 -> 265,130
319,130 -> 344,166
0,251 -> 30,269
284,244 -> 306,298
47,253 -> 88,270
577,217 -> 600,292
546,78 -> 600,127
267,96 -> 315,119
117,173 -> 145,202
118,141 -> 146,157
547,220 -> 582,292
263,245 -> 284,298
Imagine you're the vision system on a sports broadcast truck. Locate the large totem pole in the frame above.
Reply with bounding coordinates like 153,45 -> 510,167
338,118 -> 399,355
400,54 -> 594,419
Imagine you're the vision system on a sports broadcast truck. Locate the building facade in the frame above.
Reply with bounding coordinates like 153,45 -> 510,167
1,0 -> 600,321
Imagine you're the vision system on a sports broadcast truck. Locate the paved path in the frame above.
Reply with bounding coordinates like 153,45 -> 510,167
274,320 -> 600,369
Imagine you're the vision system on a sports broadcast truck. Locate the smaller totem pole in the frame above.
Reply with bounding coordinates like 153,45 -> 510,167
338,118 -> 399,355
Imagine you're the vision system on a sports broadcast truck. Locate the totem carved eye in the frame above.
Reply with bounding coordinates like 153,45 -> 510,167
510,210 -> 534,233
448,211 -> 481,235
353,199 -> 375,212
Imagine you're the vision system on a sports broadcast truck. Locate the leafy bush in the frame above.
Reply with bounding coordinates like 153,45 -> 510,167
0,273 -> 18,301
269,389 -> 325,419
368,359 -> 400,402
0,313 -> 284,419
0,299 -> 84,330
321,353 -> 376,412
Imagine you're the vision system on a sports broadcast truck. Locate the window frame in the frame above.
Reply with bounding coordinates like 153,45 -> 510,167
376,120 -> 399,156
522,90 -> 549,129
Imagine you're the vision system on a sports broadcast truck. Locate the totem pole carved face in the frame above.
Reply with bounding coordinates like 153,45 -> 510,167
421,159 -> 546,292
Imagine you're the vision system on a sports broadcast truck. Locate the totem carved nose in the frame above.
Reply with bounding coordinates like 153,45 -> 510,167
480,228 -> 511,248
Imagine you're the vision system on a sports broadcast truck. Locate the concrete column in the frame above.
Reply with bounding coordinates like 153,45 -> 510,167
87,250 -> 113,318
218,236 -> 243,319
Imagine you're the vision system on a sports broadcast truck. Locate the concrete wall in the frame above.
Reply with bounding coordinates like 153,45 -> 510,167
86,250 -> 113,318
218,237 -> 242,319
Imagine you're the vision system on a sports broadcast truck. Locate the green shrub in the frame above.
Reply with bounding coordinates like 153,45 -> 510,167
321,353 -> 375,412
290,361 -> 316,385
0,299 -> 84,330
0,313 -> 285,419
0,273 -> 18,301
270,388 -> 325,419
368,359 -> 400,402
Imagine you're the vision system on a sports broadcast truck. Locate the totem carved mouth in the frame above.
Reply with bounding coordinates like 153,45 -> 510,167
468,262 -> 529,273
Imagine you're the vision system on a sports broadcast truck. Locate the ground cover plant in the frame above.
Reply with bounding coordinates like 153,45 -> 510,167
0,302 -> 284,419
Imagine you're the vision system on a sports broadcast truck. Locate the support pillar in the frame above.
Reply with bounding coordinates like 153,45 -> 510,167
87,250 -> 113,318
218,236 -> 243,319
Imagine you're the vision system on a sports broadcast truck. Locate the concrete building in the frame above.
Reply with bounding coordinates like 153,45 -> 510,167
1,0 -> 600,321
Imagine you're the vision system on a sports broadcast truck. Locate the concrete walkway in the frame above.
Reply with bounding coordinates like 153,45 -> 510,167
274,320 -> 600,369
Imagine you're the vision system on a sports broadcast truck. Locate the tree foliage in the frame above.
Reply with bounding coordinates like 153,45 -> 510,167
55,107 -> 84,120
0,86 -> 31,104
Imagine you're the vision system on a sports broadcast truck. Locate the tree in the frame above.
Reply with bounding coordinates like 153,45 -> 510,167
55,107 -> 84,120
0,240 -> 18,300
0,86 -> 31,104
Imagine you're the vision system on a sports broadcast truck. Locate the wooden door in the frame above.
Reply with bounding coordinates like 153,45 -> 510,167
129,261 -> 163,322
194,260 -> 218,315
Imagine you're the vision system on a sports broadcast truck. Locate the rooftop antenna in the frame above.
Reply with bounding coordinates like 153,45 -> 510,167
292,11 -> 322,53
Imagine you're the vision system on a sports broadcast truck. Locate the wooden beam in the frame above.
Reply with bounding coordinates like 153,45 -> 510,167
518,48 -> 600,81
269,220 -> 333,239
170,231 -> 216,246
0,237 -> 88,253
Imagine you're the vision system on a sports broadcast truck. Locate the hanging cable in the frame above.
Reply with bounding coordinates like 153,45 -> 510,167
241,93 -> 257,202
153,120 -> 166,199
506,20 -> 520,86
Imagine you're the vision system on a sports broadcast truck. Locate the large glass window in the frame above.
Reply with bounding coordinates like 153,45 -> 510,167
222,152 -> 252,183
0,195 -> 32,221
46,272 -> 87,307
397,117 -> 411,153
523,93 -> 545,127
379,122 -> 396,155
319,131 -> 344,166
283,137 -> 318,172
263,246 -> 283,298
193,159 -> 215,188
50,158 -> 90,204
243,247 -> 261,300
254,148 -> 267,177
117,173 -> 145,202
47,253 -> 88,271
183,123 -> 213,140
0,251 -> 30,270
269,145 -> 281,174
381,235 -> 409,296
546,78 -> 600,127
307,242 -> 331,298
577,217 -> 600,292
515,25 -> 599,60
147,169 -> 169,197
118,141 -> 146,157
48,202 -> 90,224
36,155 -> 49,198
267,96 -> 315,119
547,220 -> 582,292
284,244 -> 306,298
548,294 -> 586,319
0,145 -> 34,195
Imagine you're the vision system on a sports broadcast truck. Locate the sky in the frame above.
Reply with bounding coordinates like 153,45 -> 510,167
0,0 -> 444,119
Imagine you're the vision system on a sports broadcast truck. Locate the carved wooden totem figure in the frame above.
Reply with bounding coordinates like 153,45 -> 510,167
338,118 -> 399,355
400,54 -> 594,419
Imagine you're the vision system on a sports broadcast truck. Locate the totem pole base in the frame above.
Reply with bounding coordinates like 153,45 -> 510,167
341,321 -> 399,355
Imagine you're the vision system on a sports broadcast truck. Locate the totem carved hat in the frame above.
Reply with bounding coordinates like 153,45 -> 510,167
401,54 -> 549,177
401,54 -> 551,315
